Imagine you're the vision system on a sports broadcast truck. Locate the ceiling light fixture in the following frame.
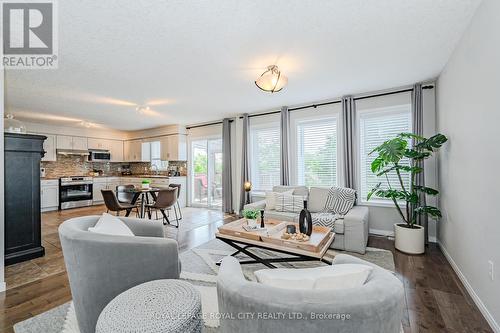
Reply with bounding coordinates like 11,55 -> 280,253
136,105 -> 150,113
255,65 -> 288,93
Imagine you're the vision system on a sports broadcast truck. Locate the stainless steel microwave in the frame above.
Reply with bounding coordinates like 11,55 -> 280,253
88,150 -> 111,161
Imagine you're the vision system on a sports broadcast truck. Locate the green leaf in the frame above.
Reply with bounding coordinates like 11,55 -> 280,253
371,156 -> 386,173
414,206 -> 442,219
404,150 -> 431,160
367,183 -> 381,201
413,185 -> 439,195
415,134 -> 448,151
399,132 -> 425,141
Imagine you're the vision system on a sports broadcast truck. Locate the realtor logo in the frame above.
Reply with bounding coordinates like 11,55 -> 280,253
1,0 -> 58,69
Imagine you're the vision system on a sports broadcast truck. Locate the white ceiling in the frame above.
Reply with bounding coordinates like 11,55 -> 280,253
5,0 -> 481,131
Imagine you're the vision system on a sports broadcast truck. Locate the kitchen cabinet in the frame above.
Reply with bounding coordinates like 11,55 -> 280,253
109,140 -> 124,162
41,180 -> 59,211
124,140 -> 141,161
72,136 -> 88,150
88,138 -> 124,162
160,135 -> 187,161
41,134 -> 57,161
124,140 -> 150,162
87,138 -> 110,150
57,135 -> 88,150
92,181 -> 107,204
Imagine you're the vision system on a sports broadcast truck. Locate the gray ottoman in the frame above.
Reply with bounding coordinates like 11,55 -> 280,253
96,279 -> 202,333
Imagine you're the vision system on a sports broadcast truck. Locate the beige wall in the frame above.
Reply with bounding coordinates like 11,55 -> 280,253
437,0 -> 500,330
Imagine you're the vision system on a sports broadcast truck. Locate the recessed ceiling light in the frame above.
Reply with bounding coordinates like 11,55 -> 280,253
255,65 -> 288,93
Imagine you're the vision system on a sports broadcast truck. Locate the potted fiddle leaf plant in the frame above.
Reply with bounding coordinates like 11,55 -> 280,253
367,133 -> 448,254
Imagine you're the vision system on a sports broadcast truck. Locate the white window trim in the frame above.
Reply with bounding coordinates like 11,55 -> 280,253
355,104 -> 412,207
290,113 -> 339,187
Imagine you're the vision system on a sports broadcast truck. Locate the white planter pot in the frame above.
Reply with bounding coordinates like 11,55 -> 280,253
394,223 -> 425,254
247,219 -> 257,228
141,183 -> 150,189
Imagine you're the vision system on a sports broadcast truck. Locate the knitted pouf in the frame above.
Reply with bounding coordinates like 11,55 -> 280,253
96,279 -> 202,333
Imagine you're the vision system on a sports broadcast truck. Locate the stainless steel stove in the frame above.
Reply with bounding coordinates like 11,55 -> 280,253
59,176 -> 93,210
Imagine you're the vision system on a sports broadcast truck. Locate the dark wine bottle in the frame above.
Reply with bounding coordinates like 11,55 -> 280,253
260,209 -> 265,228
298,200 -> 313,236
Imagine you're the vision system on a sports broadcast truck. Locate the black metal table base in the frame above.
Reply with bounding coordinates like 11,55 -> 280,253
216,237 -> 332,268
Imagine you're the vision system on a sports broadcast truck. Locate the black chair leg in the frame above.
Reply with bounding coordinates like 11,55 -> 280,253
160,209 -> 170,226
177,202 -> 183,220
173,206 -> 179,228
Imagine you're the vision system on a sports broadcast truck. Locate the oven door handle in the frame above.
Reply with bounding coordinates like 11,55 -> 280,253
60,182 -> 93,186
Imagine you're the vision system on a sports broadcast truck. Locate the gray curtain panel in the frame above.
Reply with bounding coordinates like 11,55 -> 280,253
340,96 -> 356,189
222,118 -> 233,213
411,83 -> 428,244
239,114 -> 250,213
280,106 -> 290,185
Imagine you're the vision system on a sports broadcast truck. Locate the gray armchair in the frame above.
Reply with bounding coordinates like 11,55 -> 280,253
217,254 -> 404,333
59,215 -> 180,333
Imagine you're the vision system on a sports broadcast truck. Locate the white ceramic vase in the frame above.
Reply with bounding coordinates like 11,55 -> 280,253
394,223 -> 425,254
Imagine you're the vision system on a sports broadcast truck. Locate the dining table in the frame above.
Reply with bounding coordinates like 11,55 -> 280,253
122,187 -> 161,219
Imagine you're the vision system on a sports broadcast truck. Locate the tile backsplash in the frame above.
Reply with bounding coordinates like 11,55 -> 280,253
41,155 -> 187,178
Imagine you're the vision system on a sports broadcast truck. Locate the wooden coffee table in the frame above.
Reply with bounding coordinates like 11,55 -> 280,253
215,218 -> 335,268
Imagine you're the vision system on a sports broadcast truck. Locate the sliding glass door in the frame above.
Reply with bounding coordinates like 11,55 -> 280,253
191,138 -> 223,209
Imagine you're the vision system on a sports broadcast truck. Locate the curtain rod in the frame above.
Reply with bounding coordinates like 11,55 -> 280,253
188,84 -> 435,126
186,119 -> 234,130
238,85 -> 434,119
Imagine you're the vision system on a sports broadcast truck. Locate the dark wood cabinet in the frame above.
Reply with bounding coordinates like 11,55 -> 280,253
4,133 -> 46,265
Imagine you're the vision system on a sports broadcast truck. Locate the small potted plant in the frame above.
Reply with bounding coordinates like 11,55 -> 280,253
242,209 -> 260,228
141,179 -> 151,189
368,133 -> 447,254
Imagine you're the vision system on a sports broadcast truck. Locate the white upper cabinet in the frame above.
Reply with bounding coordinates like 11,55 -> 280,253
89,138 -> 124,162
160,135 -> 187,161
72,136 -> 88,150
109,140 -> 124,162
141,142 -> 151,162
56,135 -> 73,149
41,134 -> 57,161
87,138 -> 109,150
57,135 -> 88,150
124,140 -> 142,161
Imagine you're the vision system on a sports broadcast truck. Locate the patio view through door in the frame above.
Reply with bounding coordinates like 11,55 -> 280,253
191,138 -> 223,209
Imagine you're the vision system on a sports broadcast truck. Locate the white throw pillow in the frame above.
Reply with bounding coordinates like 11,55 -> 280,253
88,213 -> 134,237
274,193 -> 306,213
254,264 -> 373,291
265,190 -> 293,210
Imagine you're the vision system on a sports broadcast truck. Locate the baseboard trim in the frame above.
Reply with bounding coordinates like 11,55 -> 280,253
438,241 -> 500,333
0,282 -> 6,293
369,228 -> 436,243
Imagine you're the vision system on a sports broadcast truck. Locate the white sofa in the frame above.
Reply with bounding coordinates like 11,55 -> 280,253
244,185 -> 369,254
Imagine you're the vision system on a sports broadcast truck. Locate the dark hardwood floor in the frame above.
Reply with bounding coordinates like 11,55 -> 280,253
0,206 -> 493,333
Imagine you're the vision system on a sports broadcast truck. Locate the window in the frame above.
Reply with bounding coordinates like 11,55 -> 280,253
250,124 -> 281,192
359,105 -> 412,203
295,117 -> 337,187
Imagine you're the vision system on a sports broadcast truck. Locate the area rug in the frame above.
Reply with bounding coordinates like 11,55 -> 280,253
14,239 -> 395,333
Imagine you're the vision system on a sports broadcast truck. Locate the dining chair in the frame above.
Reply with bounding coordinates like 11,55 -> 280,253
101,189 -> 136,216
168,183 -> 183,221
116,185 -> 141,217
145,188 -> 179,227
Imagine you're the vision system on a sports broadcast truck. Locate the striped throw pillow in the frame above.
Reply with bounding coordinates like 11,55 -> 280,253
275,193 -> 305,213
324,187 -> 356,215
